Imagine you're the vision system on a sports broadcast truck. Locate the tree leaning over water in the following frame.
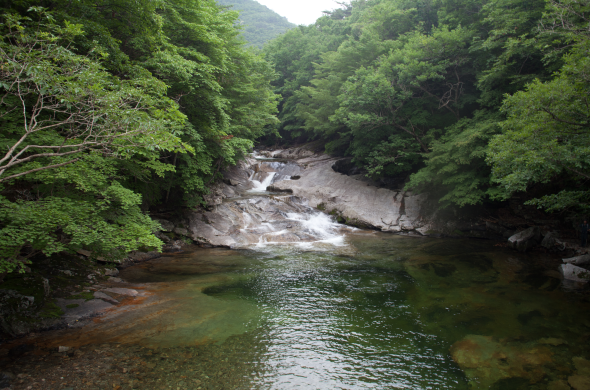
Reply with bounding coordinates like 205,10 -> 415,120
0,2 -> 279,273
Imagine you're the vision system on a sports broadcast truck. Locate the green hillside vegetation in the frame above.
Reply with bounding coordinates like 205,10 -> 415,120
263,0 -> 590,214
217,0 -> 295,48
0,1 -> 279,273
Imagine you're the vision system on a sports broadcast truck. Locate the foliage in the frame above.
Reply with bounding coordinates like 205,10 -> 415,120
216,0 -> 295,48
0,1 -> 280,273
264,0 -> 590,213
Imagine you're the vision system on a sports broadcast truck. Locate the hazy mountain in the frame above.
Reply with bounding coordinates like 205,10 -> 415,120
217,0 -> 295,48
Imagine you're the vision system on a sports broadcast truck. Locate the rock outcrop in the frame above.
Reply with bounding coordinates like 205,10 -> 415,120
507,226 -> 541,252
269,152 -> 429,233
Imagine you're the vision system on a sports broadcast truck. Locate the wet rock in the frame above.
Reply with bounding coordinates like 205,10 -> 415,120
58,346 -> 71,353
563,255 -> 590,266
560,264 -> 590,282
173,227 -> 189,236
108,277 -> 123,283
93,291 -> 119,305
128,251 -> 161,262
56,298 -> 114,324
574,357 -> 590,376
569,375 -> 590,390
103,288 -> 140,297
507,227 -> 541,252
271,158 -> 428,232
450,334 -> 552,388
104,268 -> 119,277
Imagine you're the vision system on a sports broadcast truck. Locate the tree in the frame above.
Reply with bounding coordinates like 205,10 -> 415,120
487,0 -> 590,212
0,11 -> 189,273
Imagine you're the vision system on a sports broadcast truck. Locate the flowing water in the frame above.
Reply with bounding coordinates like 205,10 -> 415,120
6,158 -> 590,390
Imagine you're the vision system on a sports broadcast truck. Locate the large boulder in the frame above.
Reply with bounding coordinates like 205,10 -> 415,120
563,254 -> 590,265
270,157 -> 428,233
560,263 -> 590,282
507,226 -> 541,252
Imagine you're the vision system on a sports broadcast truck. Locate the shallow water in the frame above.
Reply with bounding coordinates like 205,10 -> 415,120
14,231 -> 590,390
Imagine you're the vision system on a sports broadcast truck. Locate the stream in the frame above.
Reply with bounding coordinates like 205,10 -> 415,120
3,156 -> 590,390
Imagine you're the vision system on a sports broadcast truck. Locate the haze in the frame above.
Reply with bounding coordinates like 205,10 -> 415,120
255,0 -> 344,25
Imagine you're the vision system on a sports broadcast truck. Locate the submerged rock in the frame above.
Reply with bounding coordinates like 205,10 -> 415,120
569,375 -> 590,390
450,334 -> 552,388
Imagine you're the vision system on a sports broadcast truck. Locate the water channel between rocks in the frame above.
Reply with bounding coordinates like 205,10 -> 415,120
5,157 -> 590,390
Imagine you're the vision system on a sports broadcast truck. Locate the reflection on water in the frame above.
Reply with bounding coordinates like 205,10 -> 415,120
7,233 -> 590,389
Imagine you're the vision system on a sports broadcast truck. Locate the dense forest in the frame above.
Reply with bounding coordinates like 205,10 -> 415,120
216,0 -> 295,48
1,0 -> 589,275
263,0 -> 590,214
0,0 -> 280,273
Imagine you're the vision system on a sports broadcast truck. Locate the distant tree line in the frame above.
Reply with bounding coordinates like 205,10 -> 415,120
217,0 -> 295,48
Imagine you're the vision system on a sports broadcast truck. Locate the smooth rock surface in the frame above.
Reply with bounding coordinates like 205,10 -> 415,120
271,157 -> 427,232
563,255 -> 590,265
560,264 -> 590,282
507,227 -> 541,252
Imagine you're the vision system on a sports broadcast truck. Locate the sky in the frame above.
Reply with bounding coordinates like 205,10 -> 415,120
255,0 -> 343,25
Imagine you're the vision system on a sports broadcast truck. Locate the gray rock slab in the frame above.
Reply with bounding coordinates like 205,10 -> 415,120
560,264 -> 590,282
56,298 -> 114,323
507,227 -> 541,252
128,251 -> 161,262
93,291 -> 119,304
271,159 -> 426,232
103,288 -> 141,297
563,254 -> 590,265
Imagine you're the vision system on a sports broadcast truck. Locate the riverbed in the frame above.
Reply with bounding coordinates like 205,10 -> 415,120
2,231 -> 590,390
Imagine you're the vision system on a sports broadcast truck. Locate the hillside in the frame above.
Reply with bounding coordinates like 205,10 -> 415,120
217,0 -> 295,48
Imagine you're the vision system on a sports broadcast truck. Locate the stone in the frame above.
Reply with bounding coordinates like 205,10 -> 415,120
108,277 -> 123,283
76,249 -> 92,257
55,298 -> 114,324
560,264 -> 590,282
128,251 -> 161,262
450,334 -> 552,388
569,375 -> 590,390
104,268 -> 119,276
542,231 -> 561,249
507,227 -> 541,252
563,255 -> 590,266
270,157 -> 427,232
103,288 -> 140,297
60,270 -> 73,276
173,227 -> 189,236
58,346 -> 70,353
574,357 -> 590,376
93,291 -> 119,305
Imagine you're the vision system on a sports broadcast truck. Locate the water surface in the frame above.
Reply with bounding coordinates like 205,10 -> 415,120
19,232 -> 590,390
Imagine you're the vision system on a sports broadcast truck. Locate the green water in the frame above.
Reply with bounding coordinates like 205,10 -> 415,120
97,232 -> 590,389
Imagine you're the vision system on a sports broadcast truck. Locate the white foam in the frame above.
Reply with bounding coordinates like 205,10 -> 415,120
248,172 -> 276,193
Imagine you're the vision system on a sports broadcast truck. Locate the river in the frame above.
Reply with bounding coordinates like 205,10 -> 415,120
3,157 -> 590,390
